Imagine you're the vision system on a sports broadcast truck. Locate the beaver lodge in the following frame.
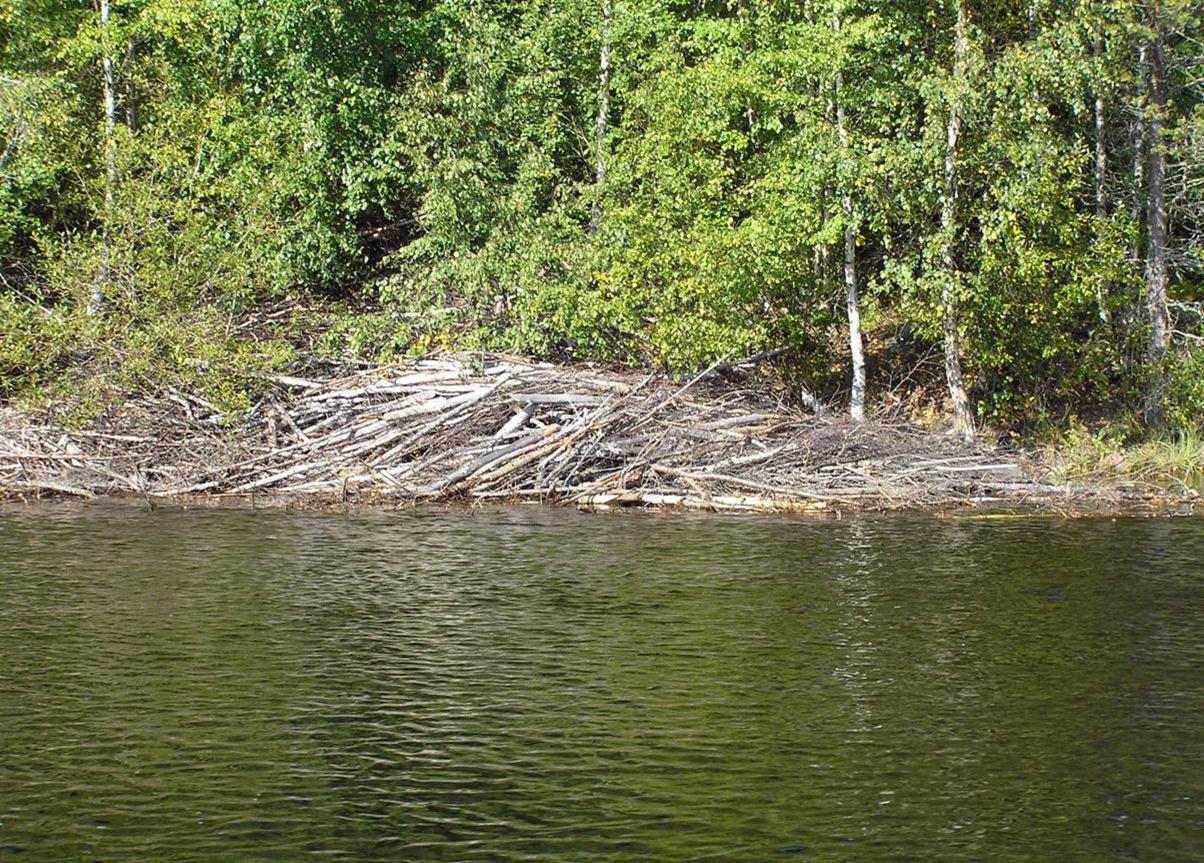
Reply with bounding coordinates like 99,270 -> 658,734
0,355 -> 1195,513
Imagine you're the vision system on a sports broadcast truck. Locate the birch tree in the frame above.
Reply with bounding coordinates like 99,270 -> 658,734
590,0 -> 611,233
831,0 -> 865,420
1093,23 -> 1111,323
1143,0 -> 1170,423
940,0 -> 975,441
89,0 -> 117,316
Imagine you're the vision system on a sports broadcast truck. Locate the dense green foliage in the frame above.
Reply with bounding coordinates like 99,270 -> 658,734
1,0 -> 1201,431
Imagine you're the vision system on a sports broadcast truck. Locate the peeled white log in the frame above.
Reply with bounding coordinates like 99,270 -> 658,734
495,405 -> 535,438
508,393 -> 606,406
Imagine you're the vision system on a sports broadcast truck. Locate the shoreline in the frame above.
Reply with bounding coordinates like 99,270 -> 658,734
1,491 -> 1197,521
1,354 -> 1198,517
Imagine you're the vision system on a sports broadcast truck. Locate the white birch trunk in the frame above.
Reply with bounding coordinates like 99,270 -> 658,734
89,0 -> 117,317
832,2 -> 865,421
1131,44 -> 1147,230
589,0 -> 611,233
1094,29 -> 1111,323
125,37 -> 137,130
941,0 -> 974,441
1143,2 -> 1170,423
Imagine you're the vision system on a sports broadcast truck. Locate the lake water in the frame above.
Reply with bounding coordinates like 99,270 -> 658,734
0,505 -> 1201,862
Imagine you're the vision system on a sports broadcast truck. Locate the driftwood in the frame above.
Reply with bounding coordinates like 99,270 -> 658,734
0,354 -> 1193,513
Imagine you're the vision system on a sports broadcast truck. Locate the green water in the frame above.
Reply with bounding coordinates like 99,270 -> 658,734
0,506 -> 1201,862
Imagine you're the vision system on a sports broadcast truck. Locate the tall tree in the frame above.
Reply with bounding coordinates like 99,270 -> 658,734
1093,22 -> 1110,323
1143,0 -> 1170,423
940,0 -> 975,440
590,0 -> 611,233
831,0 -> 864,420
89,0 -> 117,316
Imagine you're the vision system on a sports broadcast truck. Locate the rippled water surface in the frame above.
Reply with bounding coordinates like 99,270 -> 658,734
0,506 -> 1201,862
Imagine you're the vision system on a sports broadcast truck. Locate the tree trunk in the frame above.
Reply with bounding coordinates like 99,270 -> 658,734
941,0 -> 974,441
589,0 -> 611,233
124,37 -> 138,131
832,2 -> 865,421
843,199 -> 865,421
804,1 -> 827,285
1124,41 -> 1147,354
1094,29 -> 1111,323
1130,44 -> 1146,234
89,0 -> 117,317
1143,2 -> 1170,424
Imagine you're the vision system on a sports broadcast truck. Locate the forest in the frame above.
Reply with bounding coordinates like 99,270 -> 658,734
1,0 -> 1202,439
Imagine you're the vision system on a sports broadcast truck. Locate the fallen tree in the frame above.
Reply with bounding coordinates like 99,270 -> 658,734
0,355 -> 1195,513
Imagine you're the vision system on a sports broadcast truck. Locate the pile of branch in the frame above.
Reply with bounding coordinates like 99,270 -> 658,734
0,355 -> 1186,512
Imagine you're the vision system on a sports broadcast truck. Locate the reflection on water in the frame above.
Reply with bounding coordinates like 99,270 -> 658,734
0,506 -> 1201,862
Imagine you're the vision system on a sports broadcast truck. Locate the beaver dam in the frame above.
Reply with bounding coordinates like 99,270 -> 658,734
0,355 -> 1195,513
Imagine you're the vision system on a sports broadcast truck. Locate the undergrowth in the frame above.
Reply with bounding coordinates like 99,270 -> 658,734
1047,424 -> 1204,488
